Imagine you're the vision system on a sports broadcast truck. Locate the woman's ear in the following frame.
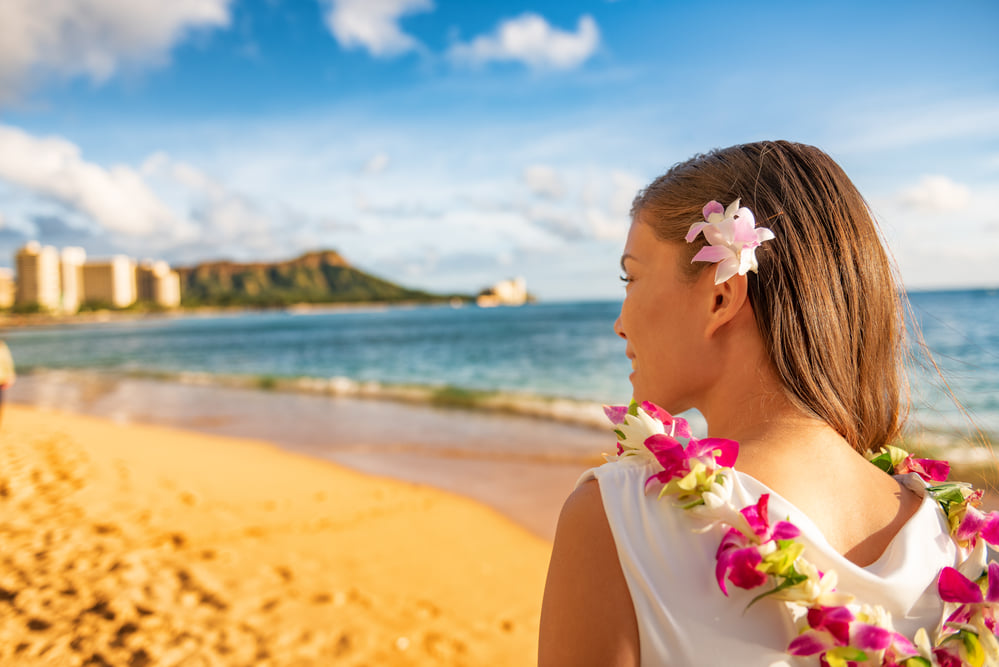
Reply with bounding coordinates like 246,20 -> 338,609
704,274 -> 751,338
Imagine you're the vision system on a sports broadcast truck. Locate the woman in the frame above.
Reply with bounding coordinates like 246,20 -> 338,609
539,141 -> 989,666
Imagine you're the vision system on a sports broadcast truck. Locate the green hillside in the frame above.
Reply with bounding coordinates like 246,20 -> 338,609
177,250 -> 459,307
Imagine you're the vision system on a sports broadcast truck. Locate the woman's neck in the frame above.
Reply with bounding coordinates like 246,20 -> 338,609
696,336 -> 858,470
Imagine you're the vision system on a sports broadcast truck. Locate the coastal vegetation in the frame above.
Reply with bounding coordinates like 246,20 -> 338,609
177,250 -> 466,308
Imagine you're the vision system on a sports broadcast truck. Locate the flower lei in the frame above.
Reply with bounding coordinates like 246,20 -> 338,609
685,198 -> 775,285
604,400 -> 999,667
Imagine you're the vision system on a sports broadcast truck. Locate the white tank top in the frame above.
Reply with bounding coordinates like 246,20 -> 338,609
579,457 -> 957,667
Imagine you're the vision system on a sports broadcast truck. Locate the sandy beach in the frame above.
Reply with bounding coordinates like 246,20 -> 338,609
0,403 -> 558,665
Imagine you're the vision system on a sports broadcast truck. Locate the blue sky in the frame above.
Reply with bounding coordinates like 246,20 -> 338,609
0,0 -> 996,300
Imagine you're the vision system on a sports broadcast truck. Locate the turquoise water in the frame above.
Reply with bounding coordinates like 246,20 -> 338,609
5,292 -> 998,437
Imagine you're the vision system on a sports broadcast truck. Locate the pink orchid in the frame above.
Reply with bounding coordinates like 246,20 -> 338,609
604,401 -> 693,461
644,434 -> 738,489
938,563 -> 999,632
933,647 -> 968,667
788,606 -> 917,664
954,501 -> 999,548
685,199 -> 775,284
714,494 -> 799,595
603,404 -> 629,425
638,401 -> 692,438
896,455 -> 950,482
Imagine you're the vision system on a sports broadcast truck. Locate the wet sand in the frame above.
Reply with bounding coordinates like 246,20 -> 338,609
9,372 -> 606,540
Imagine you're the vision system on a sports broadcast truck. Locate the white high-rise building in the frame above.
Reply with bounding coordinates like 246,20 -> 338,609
60,247 -> 86,313
15,241 -> 60,310
136,260 -> 182,308
82,255 -> 137,308
0,268 -> 14,309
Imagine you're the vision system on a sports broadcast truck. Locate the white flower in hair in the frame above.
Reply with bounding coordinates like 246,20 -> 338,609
685,199 -> 775,284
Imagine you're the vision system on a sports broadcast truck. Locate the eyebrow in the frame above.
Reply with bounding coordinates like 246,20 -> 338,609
620,253 -> 636,271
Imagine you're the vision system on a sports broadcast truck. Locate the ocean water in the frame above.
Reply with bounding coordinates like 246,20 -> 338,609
5,291 -> 998,439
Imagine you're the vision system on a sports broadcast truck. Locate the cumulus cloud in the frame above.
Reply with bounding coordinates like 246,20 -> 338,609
142,153 -> 289,257
523,165 -> 565,199
582,170 -> 641,241
362,152 -> 391,175
449,13 -> 599,70
897,175 -> 972,213
525,205 -> 584,241
0,0 -> 232,103
0,124 -> 194,241
322,0 -> 433,57
520,169 -> 640,242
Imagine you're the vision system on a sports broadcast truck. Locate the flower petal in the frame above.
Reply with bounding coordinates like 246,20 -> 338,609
603,405 -> 629,425
987,561 -> 999,602
726,546 -> 766,590
900,456 -> 950,482
689,437 -> 739,468
643,434 -> 688,480
702,200 -> 724,219
639,401 -> 674,428
938,566 -> 984,604
741,493 -> 771,538
731,214 -> 758,244
956,506 -> 987,545
771,520 -> 801,541
787,632 -> 831,656
685,221 -> 709,243
671,417 -> 693,440
852,623 -> 893,651
805,606 -> 853,645
712,256 -> 741,284
981,512 -> 999,548
692,245 -> 733,265
723,198 -> 741,220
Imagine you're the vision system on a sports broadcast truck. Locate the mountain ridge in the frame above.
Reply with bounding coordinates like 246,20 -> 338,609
176,249 -> 462,307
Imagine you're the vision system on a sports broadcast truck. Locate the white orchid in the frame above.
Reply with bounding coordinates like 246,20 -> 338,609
685,199 -> 776,284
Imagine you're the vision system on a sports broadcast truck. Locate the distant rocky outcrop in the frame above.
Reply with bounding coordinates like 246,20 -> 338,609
177,250 -> 457,307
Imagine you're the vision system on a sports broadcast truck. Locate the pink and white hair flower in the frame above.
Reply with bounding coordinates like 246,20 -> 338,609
685,199 -> 775,285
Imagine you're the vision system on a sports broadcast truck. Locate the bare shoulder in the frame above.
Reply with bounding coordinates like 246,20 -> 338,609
538,479 -> 639,667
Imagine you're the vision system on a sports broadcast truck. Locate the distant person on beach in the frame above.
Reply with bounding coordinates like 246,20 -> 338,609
0,340 -> 13,425
540,141 -> 994,666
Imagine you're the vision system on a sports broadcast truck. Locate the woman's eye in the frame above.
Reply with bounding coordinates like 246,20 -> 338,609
619,274 -> 633,285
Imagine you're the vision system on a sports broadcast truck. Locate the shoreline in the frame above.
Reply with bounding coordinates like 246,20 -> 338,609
9,372 -> 602,541
0,298 -> 470,330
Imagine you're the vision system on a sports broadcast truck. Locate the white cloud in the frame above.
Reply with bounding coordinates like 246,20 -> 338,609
525,204 -> 583,241
0,124 -> 194,240
0,0 -> 232,103
523,164 -> 565,199
582,170 -> 640,241
897,175 -> 972,213
520,168 -> 640,242
449,13 -> 599,70
141,153 -> 293,258
362,152 -> 391,175
322,0 -> 433,57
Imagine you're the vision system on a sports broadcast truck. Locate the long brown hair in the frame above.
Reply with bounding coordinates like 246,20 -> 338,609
632,140 -> 906,453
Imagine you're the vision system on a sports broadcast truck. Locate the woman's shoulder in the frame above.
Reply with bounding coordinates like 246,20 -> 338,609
540,478 -> 640,666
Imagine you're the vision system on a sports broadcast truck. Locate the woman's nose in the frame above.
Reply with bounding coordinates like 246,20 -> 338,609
613,313 -> 626,339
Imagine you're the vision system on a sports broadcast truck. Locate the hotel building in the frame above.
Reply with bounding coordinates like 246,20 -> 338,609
82,255 -> 138,308
136,260 -> 182,308
11,243 -> 183,312
0,269 -> 14,309
15,241 -> 61,310
60,247 -> 86,313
